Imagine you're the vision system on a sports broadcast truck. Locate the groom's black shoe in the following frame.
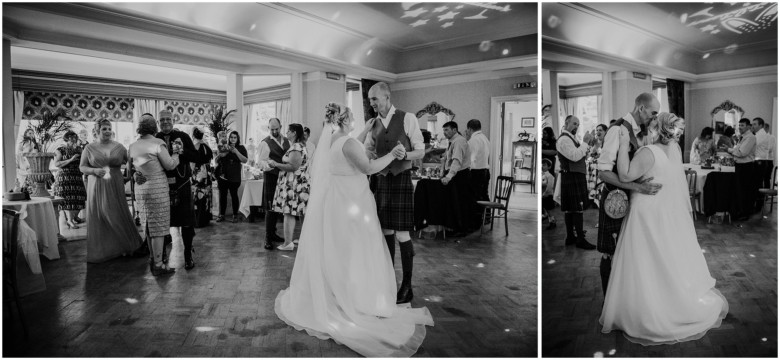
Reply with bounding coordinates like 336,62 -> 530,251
397,241 -> 415,304
264,240 -> 274,250
575,238 -> 596,250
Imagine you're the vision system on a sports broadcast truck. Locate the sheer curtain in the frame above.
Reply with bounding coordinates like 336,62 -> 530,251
13,91 -> 23,141
276,99 -> 292,128
133,98 -> 164,133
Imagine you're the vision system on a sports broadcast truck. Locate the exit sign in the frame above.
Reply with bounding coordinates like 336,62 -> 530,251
513,82 -> 536,89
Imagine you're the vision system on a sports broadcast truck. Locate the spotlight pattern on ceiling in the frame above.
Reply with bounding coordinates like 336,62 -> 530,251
400,2 -> 512,29
685,2 -> 777,35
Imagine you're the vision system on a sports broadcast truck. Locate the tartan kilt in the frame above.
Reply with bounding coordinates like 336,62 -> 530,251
373,170 -> 415,231
559,172 -> 589,212
597,186 -> 624,255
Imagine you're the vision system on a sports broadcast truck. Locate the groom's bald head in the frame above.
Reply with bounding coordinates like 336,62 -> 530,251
633,93 -> 660,125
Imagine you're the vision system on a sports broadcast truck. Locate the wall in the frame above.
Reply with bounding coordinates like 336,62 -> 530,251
687,81 -> 778,158
391,75 -> 536,142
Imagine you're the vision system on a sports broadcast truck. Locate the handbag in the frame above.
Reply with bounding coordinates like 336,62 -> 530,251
604,189 -> 629,219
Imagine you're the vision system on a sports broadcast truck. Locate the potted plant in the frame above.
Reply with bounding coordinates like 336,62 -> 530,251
206,105 -> 236,141
22,109 -> 73,197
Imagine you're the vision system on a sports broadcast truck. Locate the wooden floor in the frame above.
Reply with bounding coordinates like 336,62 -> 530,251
542,205 -> 778,357
3,202 -> 536,357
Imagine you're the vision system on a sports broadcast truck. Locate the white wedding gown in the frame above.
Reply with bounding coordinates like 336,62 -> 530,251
275,130 -> 433,357
600,144 -> 728,345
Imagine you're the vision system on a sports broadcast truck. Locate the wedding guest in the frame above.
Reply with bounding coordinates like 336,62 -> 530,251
215,130 -> 248,223
466,119 -> 490,227
303,127 -> 316,161
717,126 -> 735,149
541,104 -> 553,133
752,117 -> 775,195
557,115 -> 595,250
269,123 -> 310,251
541,159 -> 556,230
441,121 -> 474,235
257,118 -> 290,250
541,127 -> 558,172
17,129 -> 39,187
192,127 -> 214,228
728,118 -> 757,221
52,131 -> 86,229
587,124 -> 608,205
690,127 -> 717,165
80,119 -> 143,263
128,114 -> 180,276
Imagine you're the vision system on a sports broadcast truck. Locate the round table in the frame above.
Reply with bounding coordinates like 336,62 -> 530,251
683,163 -> 735,211
239,179 -> 265,218
3,197 -> 60,260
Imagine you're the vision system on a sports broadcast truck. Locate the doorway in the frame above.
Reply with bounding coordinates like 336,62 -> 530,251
490,95 -> 537,212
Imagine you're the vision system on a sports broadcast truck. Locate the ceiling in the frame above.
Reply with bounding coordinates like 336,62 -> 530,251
4,2 -> 535,91
542,2 -> 777,78
557,73 -> 602,87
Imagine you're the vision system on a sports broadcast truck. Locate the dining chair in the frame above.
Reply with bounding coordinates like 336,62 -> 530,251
759,166 -> 778,218
684,169 -> 700,220
3,209 -> 29,340
477,176 -> 513,236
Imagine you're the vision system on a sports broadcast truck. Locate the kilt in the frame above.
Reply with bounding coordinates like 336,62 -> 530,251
170,179 -> 194,227
559,171 -> 589,212
597,186 -> 623,255
373,170 -> 415,231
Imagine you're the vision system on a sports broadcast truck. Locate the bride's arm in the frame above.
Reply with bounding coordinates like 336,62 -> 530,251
617,146 -> 653,183
343,138 -> 397,175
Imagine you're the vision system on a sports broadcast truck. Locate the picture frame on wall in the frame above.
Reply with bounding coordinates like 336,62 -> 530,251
521,117 -> 535,128
715,121 -> 725,134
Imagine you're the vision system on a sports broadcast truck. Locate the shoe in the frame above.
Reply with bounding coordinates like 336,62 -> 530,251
65,220 -> 79,229
293,239 -> 299,244
264,241 -> 274,250
216,215 -> 225,222
277,243 -> 295,251
396,284 -> 413,304
184,258 -> 195,270
575,238 -> 596,250
150,263 -> 175,276
231,215 -> 239,223
546,221 -> 556,230
73,217 -> 85,224
270,234 -> 285,243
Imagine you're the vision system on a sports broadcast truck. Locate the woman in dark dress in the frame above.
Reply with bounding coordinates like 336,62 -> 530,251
541,126 -> 557,172
214,130 -> 248,223
52,131 -> 87,229
192,127 -> 214,227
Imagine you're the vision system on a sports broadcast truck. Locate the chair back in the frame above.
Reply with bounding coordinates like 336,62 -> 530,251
684,169 -> 697,196
773,166 -> 778,190
3,209 -> 20,280
493,176 -> 514,206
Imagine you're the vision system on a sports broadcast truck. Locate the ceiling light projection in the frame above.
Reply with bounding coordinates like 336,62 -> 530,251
686,2 -> 777,35
401,3 -> 513,29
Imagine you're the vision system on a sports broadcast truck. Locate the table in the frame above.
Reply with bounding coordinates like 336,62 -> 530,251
3,197 -> 60,260
3,208 -> 46,296
239,179 -> 265,218
683,164 -> 735,212
413,178 -> 474,232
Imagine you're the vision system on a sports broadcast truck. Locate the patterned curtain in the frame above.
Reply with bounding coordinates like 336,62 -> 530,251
22,92 -> 134,123
162,100 -> 224,126
276,99 -> 292,129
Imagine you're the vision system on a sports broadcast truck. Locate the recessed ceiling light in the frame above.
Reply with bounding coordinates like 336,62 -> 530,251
702,53 -> 710,59
502,49 -> 509,56
366,49 -> 373,56
680,13 -> 688,24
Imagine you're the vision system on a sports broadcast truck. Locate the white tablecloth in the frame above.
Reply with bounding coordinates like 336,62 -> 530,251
3,197 -> 60,260
239,179 -> 265,217
683,163 -> 735,211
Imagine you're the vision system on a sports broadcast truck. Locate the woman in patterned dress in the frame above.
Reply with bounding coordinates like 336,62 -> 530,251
128,115 -> 180,276
269,123 -> 310,251
53,131 -> 87,229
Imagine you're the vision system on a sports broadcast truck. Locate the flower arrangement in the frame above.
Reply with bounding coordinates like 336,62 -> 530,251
25,109 -> 73,153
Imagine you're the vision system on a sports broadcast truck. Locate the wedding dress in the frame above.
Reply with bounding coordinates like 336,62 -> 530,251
275,126 -> 434,357
600,144 -> 728,345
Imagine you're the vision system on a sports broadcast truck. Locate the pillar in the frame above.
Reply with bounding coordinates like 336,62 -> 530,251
3,39 -> 16,191
226,73 -> 244,138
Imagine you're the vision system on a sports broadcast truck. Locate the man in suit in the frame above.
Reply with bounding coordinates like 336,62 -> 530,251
596,93 -> 663,295
256,118 -> 290,250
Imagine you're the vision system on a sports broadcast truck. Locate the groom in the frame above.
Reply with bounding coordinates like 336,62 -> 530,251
364,82 -> 426,304
596,93 -> 663,295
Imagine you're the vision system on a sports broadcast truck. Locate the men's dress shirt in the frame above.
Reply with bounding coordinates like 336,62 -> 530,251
364,105 -> 425,152
731,130 -> 756,163
598,113 -> 640,171
255,135 -> 287,166
468,131 -> 490,170
556,129 -> 589,163
444,133 -> 471,176
305,140 -> 316,160
754,128 -> 774,161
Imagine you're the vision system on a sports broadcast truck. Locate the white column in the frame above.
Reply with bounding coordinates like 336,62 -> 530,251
290,71 -> 303,134
226,73 -> 244,138
3,39 -> 16,191
601,71 -> 613,124
302,71 -> 345,143
548,71 -> 560,135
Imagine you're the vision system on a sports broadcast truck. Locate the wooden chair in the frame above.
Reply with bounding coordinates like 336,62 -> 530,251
477,176 -> 513,236
759,166 -> 778,217
3,209 -> 29,339
684,169 -> 700,220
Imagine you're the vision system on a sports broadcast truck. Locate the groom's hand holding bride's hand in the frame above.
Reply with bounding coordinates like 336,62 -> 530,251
635,176 -> 662,195
390,143 -> 406,160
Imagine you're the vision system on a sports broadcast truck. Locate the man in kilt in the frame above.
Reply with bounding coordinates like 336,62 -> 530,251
556,115 -> 596,250
596,93 -> 662,295
364,82 -> 426,304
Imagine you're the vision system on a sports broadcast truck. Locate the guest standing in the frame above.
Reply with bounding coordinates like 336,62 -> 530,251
269,123 -> 310,251
717,126 -> 736,150
79,119 -> 143,263
304,127 -> 316,163
215,130 -> 248,223
52,131 -> 86,229
440,121 -> 474,236
541,127 -> 558,173
17,129 -> 39,188
257,117 -> 290,250
728,118 -> 757,221
752,117 -> 775,203
466,119 -> 491,228
128,114 -> 180,276
557,115 -> 596,250
690,127 -> 717,165
192,127 -> 214,228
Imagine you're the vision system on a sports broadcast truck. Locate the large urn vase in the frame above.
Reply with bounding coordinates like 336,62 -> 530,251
23,152 -> 55,198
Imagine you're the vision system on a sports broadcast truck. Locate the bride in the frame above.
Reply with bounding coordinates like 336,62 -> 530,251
275,103 -> 434,357
600,112 -> 728,345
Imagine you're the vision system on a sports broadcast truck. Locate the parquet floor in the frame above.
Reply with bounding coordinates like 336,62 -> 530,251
541,205 -> 778,357
3,199 -> 536,357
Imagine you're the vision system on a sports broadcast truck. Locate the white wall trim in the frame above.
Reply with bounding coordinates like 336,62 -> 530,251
392,57 -> 536,90
690,65 -> 778,90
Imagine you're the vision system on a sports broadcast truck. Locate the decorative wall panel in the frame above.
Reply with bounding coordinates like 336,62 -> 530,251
163,100 -> 226,126
23,92 -> 135,122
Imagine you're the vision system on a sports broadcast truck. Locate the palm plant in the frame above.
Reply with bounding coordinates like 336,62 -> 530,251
26,109 -> 73,153
206,105 -> 236,139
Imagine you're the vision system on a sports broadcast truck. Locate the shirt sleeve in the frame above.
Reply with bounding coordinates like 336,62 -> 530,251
732,135 -> 756,158
597,126 -> 620,171
405,112 -> 426,151
468,137 -> 478,165
256,141 -> 270,162
363,127 -> 376,152
556,135 -> 589,163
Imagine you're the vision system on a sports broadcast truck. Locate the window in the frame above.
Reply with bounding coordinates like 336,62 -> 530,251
245,101 -> 278,148
558,95 -> 601,135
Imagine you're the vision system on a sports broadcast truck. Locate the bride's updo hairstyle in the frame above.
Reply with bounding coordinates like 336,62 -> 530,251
647,112 -> 683,145
325,102 -> 352,127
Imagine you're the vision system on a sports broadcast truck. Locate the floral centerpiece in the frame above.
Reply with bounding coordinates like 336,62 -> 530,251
22,109 -> 73,197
